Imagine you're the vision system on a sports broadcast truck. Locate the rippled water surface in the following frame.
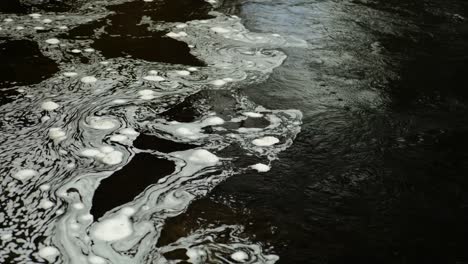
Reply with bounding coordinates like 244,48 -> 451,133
1,0 -> 468,263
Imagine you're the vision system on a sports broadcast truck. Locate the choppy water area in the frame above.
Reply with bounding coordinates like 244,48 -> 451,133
0,0 -> 303,263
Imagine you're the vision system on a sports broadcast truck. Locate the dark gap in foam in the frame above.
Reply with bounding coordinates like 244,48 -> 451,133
161,90 -> 239,122
62,0 -> 211,65
163,249 -> 189,261
133,134 -> 198,153
0,39 -> 59,89
0,88 -> 19,107
0,0 -> 74,13
91,153 -> 175,220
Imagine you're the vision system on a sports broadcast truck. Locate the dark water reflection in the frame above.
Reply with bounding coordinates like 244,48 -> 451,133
172,0 -> 468,263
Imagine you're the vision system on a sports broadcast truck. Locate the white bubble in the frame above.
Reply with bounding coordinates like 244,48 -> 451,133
39,199 -> 55,209
138,89 -> 155,96
211,79 -> 226,86
73,203 -> 85,210
41,101 -> 60,111
175,70 -> 191,76
176,23 -> 187,28
39,184 -> 51,191
45,38 -> 60,45
188,149 -> 219,165
29,13 -> 42,19
91,215 -> 133,241
38,246 -> 59,262
12,169 -> 38,181
143,75 -> 165,82
80,149 -> 101,157
88,117 -> 117,130
211,27 -> 230,33
88,255 -> 106,264
112,99 -> 127,104
251,163 -> 271,172
148,70 -> 158,75
1,233 -> 12,240
110,134 -> 128,142
120,128 -> 139,136
58,25 -> 68,30
204,116 -> 224,126
4,18 -> 13,23
63,72 -> 78,77
48,127 -> 66,141
231,251 -> 249,262
100,150 -> 123,165
243,112 -> 263,118
80,76 -> 97,83
84,48 -> 95,52
16,26 -> 24,30
71,49 -> 81,53
252,136 -> 280,147
42,19 -> 53,23
35,26 -> 45,30
187,67 -> 198,72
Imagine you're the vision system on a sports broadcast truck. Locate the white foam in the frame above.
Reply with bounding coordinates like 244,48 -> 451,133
3,18 -> 13,23
187,67 -> 198,72
186,248 -> 206,263
120,128 -> 139,136
138,89 -> 155,96
48,127 -> 66,142
252,136 -> 279,146
231,251 -> 249,262
45,38 -> 60,45
80,149 -> 101,157
243,112 -> 263,118
84,48 -> 95,52
41,101 -> 60,111
100,150 -> 123,165
35,26 -> 45,30
42,19 -> 53,24
88,255 -> 106,264
175,70 -> 191,76
1,233 -> 12,240
143,75 -> 165,82
58,25 -> 68,30
148,70 -> 158,75
81,76 -> 97,83
73,203 -> 85,210
88,117 -> 117,130
71,49 -> 81,53
30,13 -> 42,19
91,214 -> 133,241
16,26 -> 24,30
39,199 -> 55,209
211,79 -> 226,86
100,146 -> 115,153
188,149 -> 219,165
38,246 -> 59,262
12,169 -> 38,181
39,184 -> 51,191
63,72 -> 78,77
251,163 -> 270,172
204,116 -> 224,126
109,134 -> 128,142
166,31 -> 187,38
112,99 -> 127,104
211,27 -> 230,33
176,23 -> 187,28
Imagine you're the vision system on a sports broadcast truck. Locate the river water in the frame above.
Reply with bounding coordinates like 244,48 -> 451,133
1,0 -> 468,263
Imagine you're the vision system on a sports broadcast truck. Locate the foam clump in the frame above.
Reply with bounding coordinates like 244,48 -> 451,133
41,101 -> 60,111
243,112 -> 263,118
231,251 -> 249,262
211,27 -> 230,33
188,149 -> 219,165
211,79 -> 226,86
38,246 -> 60,262
138,89 -> 157,100
12,169 -> 38,181
186,248 -> 206,263
39,199 -> 55,209
175,70 -> 191,76
80,147 -> 123,165
63,72 -> 78,77
110,134 -> 128,142
88,117 -> 117,130
48,127 -> 66,142
45,38 -> 60,45
204,116 -> 225,126
91,212 -> 134,241
120,128 -> 139,136
88,255 -> 106,264
251,163 -> 271,172
166,31 -> 188,38
143,75 -> 165,82
81,76 -> 97,83
252,136 -> 279,146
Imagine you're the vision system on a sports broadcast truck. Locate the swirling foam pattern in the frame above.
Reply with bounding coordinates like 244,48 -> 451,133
0,0 -> 302,263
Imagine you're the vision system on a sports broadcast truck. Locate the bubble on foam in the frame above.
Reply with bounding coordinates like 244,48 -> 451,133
30,13 -> 42,19
143,75 -> 165,82
38,246 -> 59,262
252,136 -> 280,147
91,214 -> 133,241
120,128 -> 139,136
80,148 -> 101,157
63,72 -> 78,77
138,89 -> 158,100
35,26 -> 45,30
11,169 -> 38,181
109,134 -> 128,142
211,79 -> 226,86
73,203 -> 85,210
175,70 -> 191,76
84,48 -> 95,52
4,18 -> 13,23
204,116 -> 225,126
187,248 -> 206,263
71,49 -> 81,53
211,27 -> 230,33
81,76 -> 97,83
243,112 -> 263,118
41,101 -> 60,111
88,255 -> 107,264
45,38 -> 60,45
88,117 -> 117,130
40,184 -> 51,191
187,149 -> 219,165
39,199 -> 55,210
251,163 -> 271,172
16,26 -> 24,30
166,31 -> 188,38
1,233 -> 12,240
100,150 -> 124,165
112,99 -> 127,104
48,127 -> 66,142
58,25 -> 68,30
231,251 -> 249,262
187,67 -> 198,72
42,19 -> 53,24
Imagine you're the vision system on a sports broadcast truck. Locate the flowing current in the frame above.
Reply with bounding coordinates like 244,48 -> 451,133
0,0 -> 302,263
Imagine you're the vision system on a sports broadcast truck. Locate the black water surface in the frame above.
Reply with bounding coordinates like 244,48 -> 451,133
63,0 -> 211,65
0,0 -> 73,13
91,153 -> 175,219
133,134 -> 198,153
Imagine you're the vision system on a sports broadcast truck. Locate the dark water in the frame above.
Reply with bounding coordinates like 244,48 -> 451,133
1,0 -> 468,263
